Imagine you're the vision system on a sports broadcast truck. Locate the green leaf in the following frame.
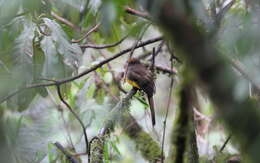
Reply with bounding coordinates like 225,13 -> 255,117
75,78 -> 92,107
6,21 -> 38,111
48,143 -> 58,163
110,141 -> 121,156
12,21 -> 35,85
41,36 -> 73,79
33,38 -> 48,97
86,83 -> 96,99
43,18 -> 82,68
53,0 -> 85,11
0,0 -> 20,26
100,2 -> 117,34
22,0 -> 42,13
7,96 -> 66,162
104,142 -> 110,163
51,0 -> 82,24
4,115 -> 24,147
95,88 -> 105,104
103,72 -> 113,84
81,7 -> 99,29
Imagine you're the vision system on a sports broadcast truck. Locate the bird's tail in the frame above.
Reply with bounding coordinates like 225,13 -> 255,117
148,96 -> 156,126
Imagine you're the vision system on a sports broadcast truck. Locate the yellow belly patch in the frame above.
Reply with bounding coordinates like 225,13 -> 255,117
126,79 -> 141,89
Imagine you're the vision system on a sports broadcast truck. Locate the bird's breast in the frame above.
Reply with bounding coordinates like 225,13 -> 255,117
126,78 -> 141,89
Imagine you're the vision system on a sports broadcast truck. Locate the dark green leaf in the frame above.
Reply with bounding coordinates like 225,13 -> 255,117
43,18 -> 82,68
33,38 -> 48,97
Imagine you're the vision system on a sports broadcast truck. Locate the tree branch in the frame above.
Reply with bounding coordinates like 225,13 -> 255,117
0,36 -> 163,104
171,80 -> 193,163
51,11 -> 81,32
80,35 -> 128,49
161,50 -> 175,163
92,88 -> 162,162
56,84 -> 89,155
72,23 -> 100,43
145,64 -> 177,75
219,134 -> 232,153
125,7 -> 151,20
54,142 -> 80,163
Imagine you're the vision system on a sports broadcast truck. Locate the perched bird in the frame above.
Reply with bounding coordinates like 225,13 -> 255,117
125,58 -> 156,126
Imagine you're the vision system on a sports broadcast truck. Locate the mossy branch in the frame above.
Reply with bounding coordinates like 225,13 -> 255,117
90,88 -> 162,162
90,89 -> 137,163
120,114 -> 162,162
170,81 -> 193,163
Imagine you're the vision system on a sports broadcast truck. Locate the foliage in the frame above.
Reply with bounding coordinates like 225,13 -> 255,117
1,0 -> 260,163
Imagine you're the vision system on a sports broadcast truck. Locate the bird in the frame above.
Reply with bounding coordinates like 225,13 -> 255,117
125,58 -> 156,126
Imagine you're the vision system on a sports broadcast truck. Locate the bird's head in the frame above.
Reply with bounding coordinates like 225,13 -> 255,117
127,58 -> 141,65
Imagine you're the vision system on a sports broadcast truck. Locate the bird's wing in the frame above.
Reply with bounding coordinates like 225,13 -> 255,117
127,65 -> 155,96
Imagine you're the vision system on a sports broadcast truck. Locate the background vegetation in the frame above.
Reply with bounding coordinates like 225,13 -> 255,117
1,0 -> 260,162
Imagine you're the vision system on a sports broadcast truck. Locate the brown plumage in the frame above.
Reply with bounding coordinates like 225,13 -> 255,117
126,58 -> 156,126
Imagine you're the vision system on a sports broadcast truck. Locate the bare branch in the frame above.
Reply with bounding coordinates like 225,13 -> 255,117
0,36 -> 163,104
56,84 -> 89,155
94,88 -> 162,162
99,89 -> 137,135
125,7 -> 151,20
161,52 -> 175,163
54,142 -> 80,163
80,35 -> 128,49
51,11 -> 81,32
72,23 -> 100,43
154,64 -> 178,75
219,134 -> 232,153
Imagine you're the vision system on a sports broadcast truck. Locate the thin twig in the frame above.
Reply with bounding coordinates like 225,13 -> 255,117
219,134 -> 232,153
143,63 -> 178,75
92,60 -> 120,101
51,11 -> 81,32
56,84 -> 89,156
100,80 -> 120,101
149,41 -> 164,61
79,0 -> 90,21
125,7 -> 151,20
118,84 -> 148,105
166,42 -> 182,63
36,24 -> 51,36
153,64 -> 178,75
54,142 -> 79,163
14,12 -> 29,18
161,51 -> 175,163
151,47 -> 156,72
137,40 -> 164,60
45,86 -> 75,149
0,36 -> 163,104
92,47 -> 121,101
72,23 -> 100,43
124,23 -> 151,81
80,35 -> 128,49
